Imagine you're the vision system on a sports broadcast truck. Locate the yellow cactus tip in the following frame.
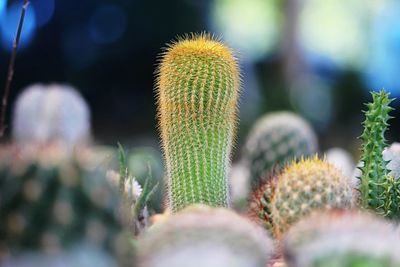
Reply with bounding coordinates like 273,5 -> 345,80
161,32 -> 237,66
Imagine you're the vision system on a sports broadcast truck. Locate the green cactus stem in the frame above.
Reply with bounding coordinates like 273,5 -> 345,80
156,34 -> 240,212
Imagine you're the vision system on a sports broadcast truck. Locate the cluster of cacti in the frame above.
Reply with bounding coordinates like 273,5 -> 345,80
284,209 -> 400,267
156,34 -> 240,212
138,205 -> 273,267
12,84 -> 91,149
249,157 -> 352,238
0,146 -> 133,265
243,112 -> 318,188
358,91 -> 400,219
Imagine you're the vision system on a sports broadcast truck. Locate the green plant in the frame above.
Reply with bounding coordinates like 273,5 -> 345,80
358,90 -> 400,219
156,34 -> 240,212
138,205 -> 273,267
284,209 -> 400,267
243,112 -> 317,188
0,146 -> 132,264
251,157 -> 352,238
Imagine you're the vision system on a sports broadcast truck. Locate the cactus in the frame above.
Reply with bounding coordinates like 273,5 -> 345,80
0,146 -> 132,265
383,142 -> 400,179
156,34 -> 240,212
243,112 -> 317,188
12,84 -> 91,149
253,157 -> 352,238
284,209 -> 400,267
358,90 -> 400,219
138,205 -> 273,267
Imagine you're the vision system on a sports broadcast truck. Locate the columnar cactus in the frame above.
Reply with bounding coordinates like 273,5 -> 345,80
243,112 -> 317,188
138,205 -> 273,267
358,90 -> 400,219
156,34 -> 240,212
284,209 -> 400,267
252,158 -> 352,238
12,84 -> 91,149
0,146 -> 132,265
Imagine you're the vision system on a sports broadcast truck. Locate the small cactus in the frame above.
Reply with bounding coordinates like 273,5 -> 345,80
156,34 -> 240,212
252,157 -> 352,238
243,112 -> 317,188
12,84 -> 91,149
138,205 -> 273,267
358,90 -> 400,219
0,146 -> 132,265
284,209 -> 400,267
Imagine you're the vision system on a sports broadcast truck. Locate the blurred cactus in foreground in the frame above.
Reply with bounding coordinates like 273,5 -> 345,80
284,209 -> 400,267
12,84 -> 91,149
138,205 -> 273,267
250,157 -> 352,238
243,112 -> 317,188
358,90 -> 400,219
156,34 -> 240,212
0,146 -> 133,266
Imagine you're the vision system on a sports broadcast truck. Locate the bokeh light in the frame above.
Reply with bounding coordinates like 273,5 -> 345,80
364,0 -> 400,96
210,0 -> 281,62
0,0 -> 36,50
299,0 -> 367,69
32,0 -> 55,27
90,4 -> 128,44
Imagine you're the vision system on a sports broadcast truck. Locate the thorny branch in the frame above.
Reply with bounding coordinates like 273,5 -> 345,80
0,0 -> 29,138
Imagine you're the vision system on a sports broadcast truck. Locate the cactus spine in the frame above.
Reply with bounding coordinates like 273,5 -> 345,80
138,205 -> 273,267
256,157 -> 352,238
156,34 -> 240,212
284,209 -> 400,267
359,90 -> 400,219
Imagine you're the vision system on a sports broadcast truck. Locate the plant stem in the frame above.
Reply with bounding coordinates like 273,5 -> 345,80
0,0 -> 29,138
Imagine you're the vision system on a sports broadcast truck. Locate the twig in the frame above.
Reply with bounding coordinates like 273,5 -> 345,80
0,0 -> 29,138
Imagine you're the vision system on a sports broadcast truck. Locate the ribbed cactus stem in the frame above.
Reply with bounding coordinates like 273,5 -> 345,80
359,91 -> 394,214
156,34 -> 240,212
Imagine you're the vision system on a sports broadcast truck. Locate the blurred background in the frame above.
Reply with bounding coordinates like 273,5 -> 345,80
0,0 -> 399,159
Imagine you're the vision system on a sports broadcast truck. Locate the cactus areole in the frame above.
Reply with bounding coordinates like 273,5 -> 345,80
156,34 -> 240,212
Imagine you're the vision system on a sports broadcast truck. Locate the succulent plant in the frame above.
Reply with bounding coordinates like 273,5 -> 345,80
284,209 -> 400,267
243,112 -> 317,188
0,146 -> 132,265
383,142 -> 400,180
358,90 -> 400,219
251,157 -> 352,238
12,84 -> 91,149
156,34 -> 240,212
138,205 -> 273,267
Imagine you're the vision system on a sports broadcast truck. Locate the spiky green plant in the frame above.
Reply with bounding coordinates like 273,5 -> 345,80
250,158 -> 352,238
138,205 -> 273,267
358,90 -> 400,219
284,209 -> 400,267
243,112 -> 317,188
156,34 -> 240,212
0,146 -> 133,265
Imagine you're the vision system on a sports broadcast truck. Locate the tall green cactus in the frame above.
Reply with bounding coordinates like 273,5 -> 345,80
156,34 -> 240,212
359,90 -> 400,219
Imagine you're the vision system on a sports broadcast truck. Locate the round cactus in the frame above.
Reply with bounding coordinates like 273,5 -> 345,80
0,146 -> 132,265
12,84 -> 91,149
138,205 -> 273,267
156,34 -> 240,212
258,157 -> 352,238
284,209 -> 400,267
243,111 -> 318,188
